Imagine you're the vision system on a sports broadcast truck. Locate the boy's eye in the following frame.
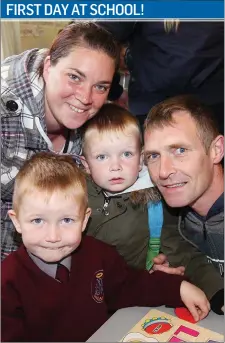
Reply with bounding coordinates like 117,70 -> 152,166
123,151 -> 132,158
96,154 -> 106,161
62,218 -> 74,224
32,218 -> 43,225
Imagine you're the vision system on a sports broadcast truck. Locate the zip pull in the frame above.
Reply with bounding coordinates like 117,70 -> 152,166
102,197 -> 110,216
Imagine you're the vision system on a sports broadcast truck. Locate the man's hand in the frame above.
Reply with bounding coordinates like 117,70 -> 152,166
149,253 -> 185,275
180,281 -> 210,322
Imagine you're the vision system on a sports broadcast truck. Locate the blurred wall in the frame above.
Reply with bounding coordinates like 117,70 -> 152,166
1,22 -> 22,59
20,21 -> 69,51
1,21 -> 69,59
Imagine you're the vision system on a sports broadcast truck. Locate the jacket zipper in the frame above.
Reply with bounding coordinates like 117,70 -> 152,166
203,222 -> 207,240
179,216 -> 208,243
178,215 -> 200,250
102,196 -> 110,216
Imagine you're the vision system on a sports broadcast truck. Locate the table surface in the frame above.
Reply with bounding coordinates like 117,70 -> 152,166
87,306 -> 224,342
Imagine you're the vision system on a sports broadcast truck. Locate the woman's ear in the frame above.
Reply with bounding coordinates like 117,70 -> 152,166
210,135 -> 224,164
80,156 -> 91,174
8,210 -> 22,234
42,56 -> 51,82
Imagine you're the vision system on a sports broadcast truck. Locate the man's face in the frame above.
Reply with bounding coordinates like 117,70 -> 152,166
10,190 -> 91,262
83,128 -> 142,193
144,111 -> 217,209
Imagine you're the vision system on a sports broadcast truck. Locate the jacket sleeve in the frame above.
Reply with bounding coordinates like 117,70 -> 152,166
102,243 -> 184,311
1,76 -> 23,200
2,281 -> 26,342
161,204 -> 224,301
98,22 -> 136,42
1,76 -> 25,258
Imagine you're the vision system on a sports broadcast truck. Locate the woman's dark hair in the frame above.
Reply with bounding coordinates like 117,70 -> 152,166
39,21 -> 120,76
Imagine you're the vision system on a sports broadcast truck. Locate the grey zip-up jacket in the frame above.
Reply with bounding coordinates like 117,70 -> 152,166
161,196 -> 224,301
179,208 -> 224,276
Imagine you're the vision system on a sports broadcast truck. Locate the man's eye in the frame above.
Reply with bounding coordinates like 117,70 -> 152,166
62,218 -> 74,224
68,74 -> 80,82
144,153 -> 159,164
123,151 -> 132,158
32,218 -> 43,225
176,148 -> 186,154
96,154 -> 106,161
149,153 -> 158,160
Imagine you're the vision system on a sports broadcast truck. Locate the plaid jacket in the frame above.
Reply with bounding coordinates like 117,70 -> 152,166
1,49 -> 82,260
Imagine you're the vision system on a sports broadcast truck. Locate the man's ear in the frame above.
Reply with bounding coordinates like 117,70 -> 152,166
81,207 -> 92,232
42,56 -> 51,82
210,135 -> 224,164
80,156 -> 91,174
139,150 -> 144,172
8,210 -> 22,234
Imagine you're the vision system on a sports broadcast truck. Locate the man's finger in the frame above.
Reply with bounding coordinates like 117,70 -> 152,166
153,262 -> 170,268
152,264 -> 185,275
152,254 -> 167,264
176,266 -> 185,273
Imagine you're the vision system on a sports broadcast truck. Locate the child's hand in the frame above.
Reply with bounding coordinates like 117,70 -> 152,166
180,281 -> 210,322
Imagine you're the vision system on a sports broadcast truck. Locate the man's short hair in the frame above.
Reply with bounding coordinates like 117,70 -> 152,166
144,95 -> 220,151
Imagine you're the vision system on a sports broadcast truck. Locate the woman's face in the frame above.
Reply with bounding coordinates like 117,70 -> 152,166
43,46 -> 115,130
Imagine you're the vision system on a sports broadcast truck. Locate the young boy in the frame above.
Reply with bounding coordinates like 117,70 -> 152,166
2,152 -> 209,342
81,103 -> 184,273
